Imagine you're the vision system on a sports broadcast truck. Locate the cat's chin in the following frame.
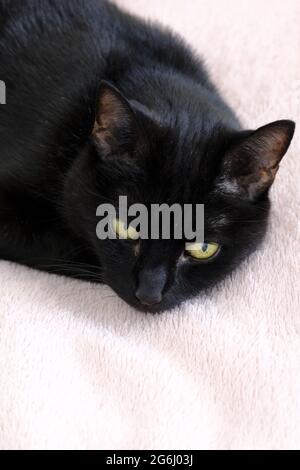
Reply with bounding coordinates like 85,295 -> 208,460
106,277 -> 196,313
114,290 -> 186,314
128,300 -> 180,314
132,301 -> 176,314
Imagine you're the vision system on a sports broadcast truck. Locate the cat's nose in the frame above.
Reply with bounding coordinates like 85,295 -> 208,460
135,266 -> 167,306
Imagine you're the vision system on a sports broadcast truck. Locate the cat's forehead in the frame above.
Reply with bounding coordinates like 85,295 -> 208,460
144,148 -> 220,203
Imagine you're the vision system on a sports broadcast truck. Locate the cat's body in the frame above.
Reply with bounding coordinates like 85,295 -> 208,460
0,0 -> 295,312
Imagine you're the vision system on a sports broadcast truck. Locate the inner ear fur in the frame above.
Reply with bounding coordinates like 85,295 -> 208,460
217,120 -> 295,200
92,81 -> 144,158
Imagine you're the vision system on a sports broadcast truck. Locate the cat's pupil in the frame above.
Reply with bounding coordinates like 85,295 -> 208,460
201,243 -> 208,252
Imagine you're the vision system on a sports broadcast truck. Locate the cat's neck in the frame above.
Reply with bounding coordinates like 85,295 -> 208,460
112,64 -> 240,130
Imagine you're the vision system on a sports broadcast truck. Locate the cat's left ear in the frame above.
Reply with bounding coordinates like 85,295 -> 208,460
92,81 -> 144,158
217,120 -> 295,200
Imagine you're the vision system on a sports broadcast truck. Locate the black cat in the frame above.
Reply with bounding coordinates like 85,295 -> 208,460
0,0 -> 295,312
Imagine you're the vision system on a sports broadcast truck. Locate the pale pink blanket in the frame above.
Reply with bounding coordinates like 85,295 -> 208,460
0,0 -> 299,449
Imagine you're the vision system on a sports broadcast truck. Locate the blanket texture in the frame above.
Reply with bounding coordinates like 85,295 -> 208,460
0,0 -> 299,450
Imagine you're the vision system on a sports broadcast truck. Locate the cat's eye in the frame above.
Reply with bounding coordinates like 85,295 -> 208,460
112,218 -> 139,240
185,242 -> 220,260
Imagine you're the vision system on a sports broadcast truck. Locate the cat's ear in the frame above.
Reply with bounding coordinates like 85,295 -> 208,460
216,120 -> 295,200
92,81 -> 144,158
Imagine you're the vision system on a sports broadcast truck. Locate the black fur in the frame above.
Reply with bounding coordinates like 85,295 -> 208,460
0,0 -> 295,312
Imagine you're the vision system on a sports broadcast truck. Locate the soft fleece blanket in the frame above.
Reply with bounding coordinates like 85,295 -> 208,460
0,0 -> 299,450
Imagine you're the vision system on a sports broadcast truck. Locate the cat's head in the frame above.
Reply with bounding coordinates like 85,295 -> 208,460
68,82 -> 295,313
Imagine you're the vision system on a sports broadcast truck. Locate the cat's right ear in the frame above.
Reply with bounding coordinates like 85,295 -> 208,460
92,81 -> 144,158
215,120 -> 295,201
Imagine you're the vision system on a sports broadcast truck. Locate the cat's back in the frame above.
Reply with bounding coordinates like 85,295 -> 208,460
0,0 -> 215,161
0,0 -> 118,76
0,0 -> 211,95
0,0 -> 118,154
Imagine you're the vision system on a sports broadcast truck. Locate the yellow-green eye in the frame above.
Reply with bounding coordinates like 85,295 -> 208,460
112,218 -> 139,240
185,242 -> 220,260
